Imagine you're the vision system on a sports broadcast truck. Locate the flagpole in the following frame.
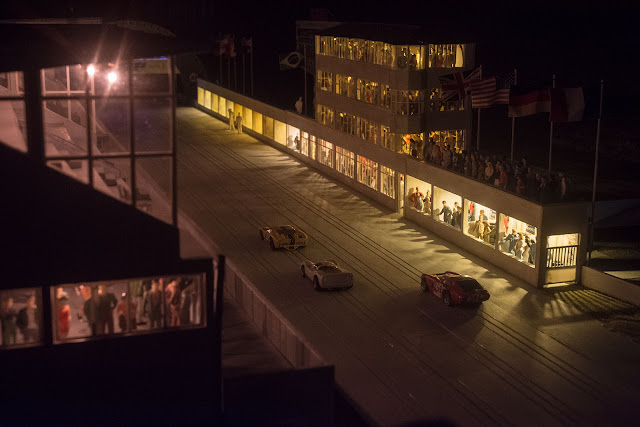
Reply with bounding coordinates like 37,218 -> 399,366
242,53 -> 246,93
548,74 -> 556,173
250,42 -> 254,96
303,43 -> 307,116
588,79 -> 605,264
476,65 -> 482,151
234,55 -> 237,90
510,68 -> 517,161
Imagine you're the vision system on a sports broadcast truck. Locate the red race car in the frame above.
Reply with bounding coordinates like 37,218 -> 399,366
420,271 -> 490,306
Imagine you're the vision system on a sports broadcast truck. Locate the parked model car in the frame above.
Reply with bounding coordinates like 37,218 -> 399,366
420,271 -> 490,306
300,259 -> 354,290
259,225 -> 308,250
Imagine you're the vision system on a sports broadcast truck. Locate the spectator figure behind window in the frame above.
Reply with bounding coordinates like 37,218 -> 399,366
295,96 -> 303,114
423,190 -> 432,215
431,143 -> 442,165
435,200 -> 452,224
409,187 -> 424,209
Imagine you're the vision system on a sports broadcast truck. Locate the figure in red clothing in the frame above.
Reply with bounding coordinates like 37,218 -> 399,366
56,287 -> 71,339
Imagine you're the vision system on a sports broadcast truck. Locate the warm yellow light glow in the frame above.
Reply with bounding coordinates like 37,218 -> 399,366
107,71 -> 118,83
87,64 -> 95,76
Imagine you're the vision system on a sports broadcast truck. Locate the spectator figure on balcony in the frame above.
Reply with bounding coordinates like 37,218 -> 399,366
498,163 -> 508,190
538,175 -> 552,203
431,143 -> 442,165
294,134 -> 300,151
473,218 -> 485,239
516,174 -> 526,195
522,235 -> 532,262
478,209 -> 488,221
410,138 -> 417,157
295,96 -> 303,114
235,113 -> 243,134
442,145 -> 452,168
424,139 -> 432,162
463,153 -> 471,176
558,173 -> 568,200
483,221 -> 493,243
84,288 -> 98,336
436,200 -> 452,224
116,293 -> 137,332
228,109 -> 235,131
165,279 -> 181,327
484,159 -> 494,184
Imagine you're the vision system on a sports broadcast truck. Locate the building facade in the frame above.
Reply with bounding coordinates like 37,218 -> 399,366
196,24 -> 588,289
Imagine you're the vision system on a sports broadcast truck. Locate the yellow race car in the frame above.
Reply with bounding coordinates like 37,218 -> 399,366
259,225 -> 308,250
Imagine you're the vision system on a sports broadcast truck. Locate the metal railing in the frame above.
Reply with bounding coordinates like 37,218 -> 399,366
546,245 -> 578,268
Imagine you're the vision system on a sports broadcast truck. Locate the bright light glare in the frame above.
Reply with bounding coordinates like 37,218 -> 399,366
87,64 -> 95,76
107,71 -> 118,83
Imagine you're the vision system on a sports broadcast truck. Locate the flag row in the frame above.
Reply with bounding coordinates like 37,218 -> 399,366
438,68 -> 600,122
218,35 -> 253,58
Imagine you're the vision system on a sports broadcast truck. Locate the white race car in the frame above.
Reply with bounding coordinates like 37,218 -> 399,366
300,259 -> 353,290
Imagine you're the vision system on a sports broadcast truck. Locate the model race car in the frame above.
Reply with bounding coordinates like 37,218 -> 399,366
259,225 -> 308,250
420,271 -> 490,306
300,259 -> 354,290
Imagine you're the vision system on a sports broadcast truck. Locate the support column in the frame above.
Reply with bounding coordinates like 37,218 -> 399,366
24,68 -> 45,163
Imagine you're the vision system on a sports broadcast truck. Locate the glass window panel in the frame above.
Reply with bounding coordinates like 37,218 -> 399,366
356,156 -> 377,190
134,97 -> 171,153
218,96 -> 226,115
43,100 -> 88,157
94,97 -> 130,154
252,111 -> 262,134
547,234 -> 579,247
465,200 -> 496,244
499,214 -> 537,266
380,165 -> 395,199
0,100 -> 27,153
90,62 -> 131,96
287,125 -> 301,151
1,288 -> 43,349
433,187 -> 461,227
406,176 -> 432,214
197,87 -> 204,106
309,135 -> 316,160
211,93 -> 219,113
136,156 -> 172,223
41,65 -> 85,96
335,146 -> 354,178
132,57 -> 171,94
47,159 -> 89,184
0,71 -> 25,95
93,158 -> 132,204
204,90 -> 212,109
274,120 -> 286,145
243,106 -> 253,130
263,116 -> 274,139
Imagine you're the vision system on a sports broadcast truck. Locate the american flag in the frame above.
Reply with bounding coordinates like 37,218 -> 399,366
471,72 -> 515,108
438,67 -> 481,101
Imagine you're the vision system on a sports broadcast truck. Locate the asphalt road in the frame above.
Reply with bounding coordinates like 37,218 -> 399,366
174,107 -> 640,426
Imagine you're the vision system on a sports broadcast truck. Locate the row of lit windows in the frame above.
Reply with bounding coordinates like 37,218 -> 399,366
317,104 -> 464,156
316,36 -> 466,70
320,71 -> 425,116
0,274 -> 205,350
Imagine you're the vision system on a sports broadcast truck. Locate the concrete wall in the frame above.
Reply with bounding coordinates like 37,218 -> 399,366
582,267 -> 640,306
223,258 -> 326,369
